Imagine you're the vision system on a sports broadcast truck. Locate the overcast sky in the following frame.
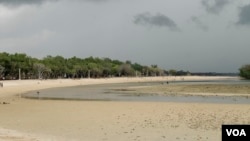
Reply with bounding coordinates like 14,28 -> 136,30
0,0 -> 250,73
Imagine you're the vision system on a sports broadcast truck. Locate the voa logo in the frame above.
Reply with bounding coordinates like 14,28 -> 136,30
226,129 -> 246,136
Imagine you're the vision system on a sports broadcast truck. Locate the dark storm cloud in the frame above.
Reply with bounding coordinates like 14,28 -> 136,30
191,16 -> 209,31
134,13 -> 179,31
201,0 -> 230,14
237,4 -> 250,25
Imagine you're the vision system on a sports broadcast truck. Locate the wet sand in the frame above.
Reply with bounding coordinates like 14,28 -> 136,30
131,83 -> 250,97
0,76 -> 249,141
23,82 -> 250,104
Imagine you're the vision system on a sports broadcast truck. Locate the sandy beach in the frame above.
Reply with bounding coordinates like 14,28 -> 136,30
0,76 -> 249,141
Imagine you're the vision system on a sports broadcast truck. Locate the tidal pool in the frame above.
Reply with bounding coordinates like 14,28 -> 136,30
23,80 -> 250,104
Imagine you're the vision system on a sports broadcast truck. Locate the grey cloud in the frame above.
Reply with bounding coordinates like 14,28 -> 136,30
191,16 -> 209,31
0,0 -> 106,7
237,4 -> 250,25
71,0 -> 108,3
201,0 -> 230,14
84,0 -> 108,2
0,0 -> 57,7
134,13 -> 179,31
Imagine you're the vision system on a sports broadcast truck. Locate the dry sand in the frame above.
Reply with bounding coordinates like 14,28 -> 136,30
0,76 -> 249,141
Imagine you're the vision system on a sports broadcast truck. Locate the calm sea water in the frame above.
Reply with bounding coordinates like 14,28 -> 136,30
23,79 -> 250,104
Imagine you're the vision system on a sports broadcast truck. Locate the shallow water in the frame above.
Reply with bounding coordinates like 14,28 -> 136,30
23,80 -> 250,104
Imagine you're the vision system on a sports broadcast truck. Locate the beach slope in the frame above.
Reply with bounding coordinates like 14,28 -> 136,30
0,76 -> 249,141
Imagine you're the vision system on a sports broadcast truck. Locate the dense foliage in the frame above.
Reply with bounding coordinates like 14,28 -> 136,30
0,52 -> 170,80
239,65 -> 250,79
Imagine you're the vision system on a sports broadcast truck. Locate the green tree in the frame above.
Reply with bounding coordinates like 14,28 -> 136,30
0,65 -> 4,79
87,63 -> 103,78
119,63 -> 134,76
132,63 -> 143,72
0,53 -> 10,77
0,53 -> 168,79
239,65 -> 250,79
169,69 -> 177,76
102,62 -> 112,77
33,63 -> 49,79
42,55 -> 67,78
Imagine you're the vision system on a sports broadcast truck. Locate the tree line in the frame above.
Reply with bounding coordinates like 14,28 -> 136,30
0,52 -> 179,80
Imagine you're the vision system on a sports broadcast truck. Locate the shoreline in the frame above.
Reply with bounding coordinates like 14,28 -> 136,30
0,76 -> 240,103
22,79 -> 250,104
0,76 -> 238,97
0,76 -> 249,141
